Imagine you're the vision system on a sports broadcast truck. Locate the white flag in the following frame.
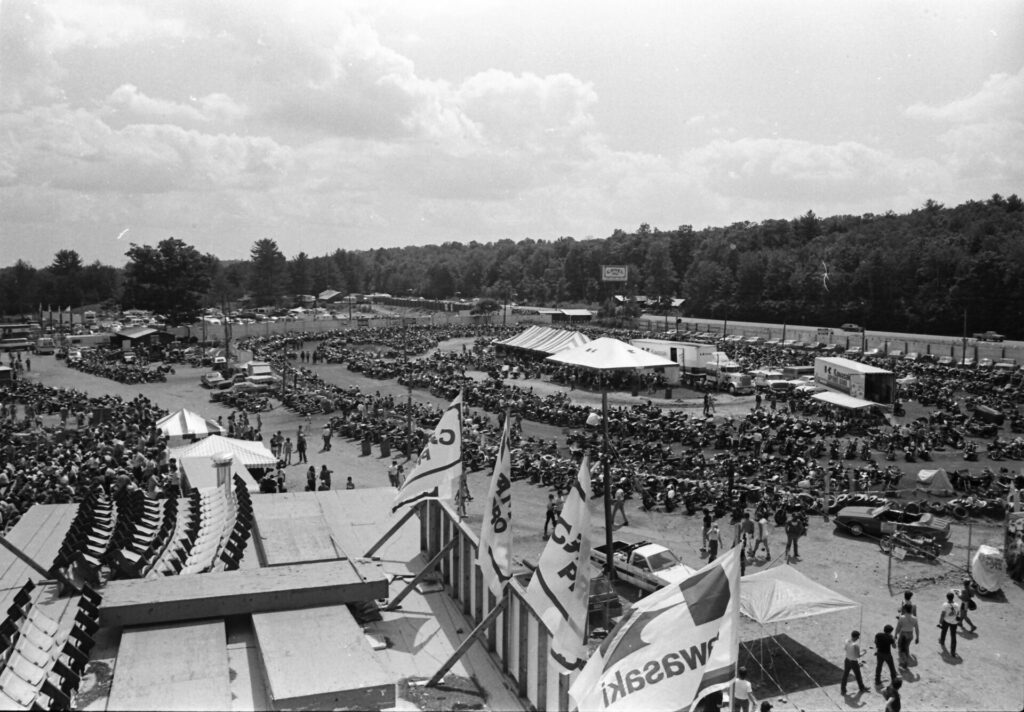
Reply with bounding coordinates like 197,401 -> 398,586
392,393 -> 463,513
570,547 -> 741,712
478,417 -> 513,597
524,456 -> 593,671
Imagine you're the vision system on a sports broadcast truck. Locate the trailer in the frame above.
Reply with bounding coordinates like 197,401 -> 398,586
814,356 -> 895,405
629,339 -> 716,386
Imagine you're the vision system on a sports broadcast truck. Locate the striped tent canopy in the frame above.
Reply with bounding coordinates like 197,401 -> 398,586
494,326 -> 591,356
155,409 -> 225,440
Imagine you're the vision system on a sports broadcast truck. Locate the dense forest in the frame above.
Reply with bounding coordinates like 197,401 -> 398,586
2,195 -> 1022,336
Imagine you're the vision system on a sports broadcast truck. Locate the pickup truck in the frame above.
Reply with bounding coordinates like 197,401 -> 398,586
590,540 -> 696,593
973,331 -> 1005,342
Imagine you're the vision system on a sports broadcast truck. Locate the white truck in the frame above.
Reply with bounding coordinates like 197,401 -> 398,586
814,356 -> 895,404
629,339 -> 715,387
244,360 -> 281,386
704,352 -> 755,395
590,540 -> 696,593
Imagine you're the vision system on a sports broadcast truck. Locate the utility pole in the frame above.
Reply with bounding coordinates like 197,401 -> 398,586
962,308 -> 968,365
404,318 -> 412,439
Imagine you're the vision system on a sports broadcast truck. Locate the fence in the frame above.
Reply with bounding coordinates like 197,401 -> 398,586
419,499 -> 573,711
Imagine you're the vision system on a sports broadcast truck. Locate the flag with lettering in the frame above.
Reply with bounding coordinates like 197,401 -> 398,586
477,416 -> 513,597
523,456 -> 592,670
392,393 -> 463,513
570,547 -> 741,712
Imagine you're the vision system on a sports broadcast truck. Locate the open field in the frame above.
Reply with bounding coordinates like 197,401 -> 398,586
22,341 -> 1024,712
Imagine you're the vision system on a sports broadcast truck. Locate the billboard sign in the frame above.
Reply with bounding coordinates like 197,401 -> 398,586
602,265 -> 629,282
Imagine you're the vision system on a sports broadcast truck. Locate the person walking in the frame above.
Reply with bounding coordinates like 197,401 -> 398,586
706,522 -> 723,563
321,423 -> 332,452
543,493 -> 557,538
956,578 -> 977,632
938,591 -> 960,657
898,590 -> 917,617
874,624 -> 898,687
839,630 -> 870,696
387,460 -> 400,488
282,437 -> 293,466
752,514 -> 771,561
306,466 -> 317,492
296,432 -> 308,464
738,512 -> 755,556
894,602 -> 919,669
883,678 -> 902,712
611,483 -> 629,526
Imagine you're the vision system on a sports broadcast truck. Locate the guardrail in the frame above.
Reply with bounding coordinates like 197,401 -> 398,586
419,499 -> 573,711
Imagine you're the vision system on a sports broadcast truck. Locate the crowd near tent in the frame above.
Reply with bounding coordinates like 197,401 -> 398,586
494,326 -> 591,356
155,408 -> 225,443
916,468 -> 955,496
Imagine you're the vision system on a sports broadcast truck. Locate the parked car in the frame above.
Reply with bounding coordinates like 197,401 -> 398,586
904,352 -> 920,362
210,381 -> 270,402
200,371 -> 225,388
863,348 -> 882,358
888,349 -> 904,358
845,346 -> 863,357
937,355 -> 955,366
978,358 -> 995,369
840,323 -> 863,331
959,357 -> 976,368
834,504 -> 951,540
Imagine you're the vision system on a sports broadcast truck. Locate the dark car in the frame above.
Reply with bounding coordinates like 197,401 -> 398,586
840,323 -> 863,331
834,504 -> 951,540
210,381 -> 270,402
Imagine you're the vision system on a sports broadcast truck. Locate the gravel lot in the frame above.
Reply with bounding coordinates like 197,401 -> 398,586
24,342 -> 1023,712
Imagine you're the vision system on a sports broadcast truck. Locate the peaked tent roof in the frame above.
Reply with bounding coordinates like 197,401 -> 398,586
812,391 -> 876,410
545,336 -> 676,371
155,409 -> 225,439
177,455 -> 261,493
116,326 -> 158,340
169,434 -> 277,468
740,564 -> 859,625
494,326 -> 591,355
916,468 -> 954,494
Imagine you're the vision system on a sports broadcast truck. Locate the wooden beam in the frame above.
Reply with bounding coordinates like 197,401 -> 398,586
426,596 -> 508,688
0,535 -> 77,593
385,537 -> 457,611
100,560 -> 387,628
363,505 -> 419,558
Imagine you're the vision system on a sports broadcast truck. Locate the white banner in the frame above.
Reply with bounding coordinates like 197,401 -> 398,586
392,393 -> 463,513
524,456 -> 593,671
478,417 -> 513,597
570,547 -> 741,712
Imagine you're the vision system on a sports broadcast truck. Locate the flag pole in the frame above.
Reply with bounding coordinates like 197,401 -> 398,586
426,594 -> 508,688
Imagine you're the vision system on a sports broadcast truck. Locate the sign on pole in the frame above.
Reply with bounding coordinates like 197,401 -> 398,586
601,265 -> 629,282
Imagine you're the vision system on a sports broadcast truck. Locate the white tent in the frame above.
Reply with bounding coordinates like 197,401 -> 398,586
740,565 -> 859,625
545,336 -> 676,371
916,468 -> 954,496
177,455 -> 261,493
494,326 -> 591,356
156,409 -> 225,442
170,435 -> 277,468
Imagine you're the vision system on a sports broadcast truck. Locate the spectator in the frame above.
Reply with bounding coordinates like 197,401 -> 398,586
839,630 -> 869,696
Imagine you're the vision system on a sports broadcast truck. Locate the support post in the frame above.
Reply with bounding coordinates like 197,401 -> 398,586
363,504 -> 420,558
602,385 -> 614,580
967,519 -> 973,573
426,595 -> 508,687
0,536 -> 78,593
385,537 -> 458,611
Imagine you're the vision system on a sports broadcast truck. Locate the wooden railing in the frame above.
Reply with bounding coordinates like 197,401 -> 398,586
419,500 -> 573,711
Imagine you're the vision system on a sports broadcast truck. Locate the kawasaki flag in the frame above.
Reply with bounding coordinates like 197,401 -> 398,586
477,415 -> 513,597
392,392 -> 463,513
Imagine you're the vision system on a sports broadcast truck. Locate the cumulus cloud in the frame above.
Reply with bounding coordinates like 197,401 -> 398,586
105,85 -> 248,124
906,66 -> 1024,123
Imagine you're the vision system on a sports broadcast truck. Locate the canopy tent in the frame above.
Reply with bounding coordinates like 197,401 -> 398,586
177,455 -> 260,494
740,565 -> 859,625
916,468 -> 954,496
169,435 -> 277,468
494,326 -> 591,356
545,336 -> 676,371
156,409 -> 225,442
811,390 -> 876,410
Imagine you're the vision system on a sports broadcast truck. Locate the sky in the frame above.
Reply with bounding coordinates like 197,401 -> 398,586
1,0 -> 1022,268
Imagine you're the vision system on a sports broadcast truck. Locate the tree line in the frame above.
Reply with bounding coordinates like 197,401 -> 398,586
1,194 -> 1021,336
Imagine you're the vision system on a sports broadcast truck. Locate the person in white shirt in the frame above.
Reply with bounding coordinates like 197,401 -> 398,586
840,630 -> 869,695
938,591 -> 960,657
731,666 -> 757,712
752,515 -> 771,560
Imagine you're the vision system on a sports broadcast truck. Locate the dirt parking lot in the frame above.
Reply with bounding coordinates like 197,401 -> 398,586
23,346 -> 1023,711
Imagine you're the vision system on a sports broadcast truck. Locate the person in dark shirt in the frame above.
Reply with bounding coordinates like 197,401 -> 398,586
874,624 -> 897,686
884,677 -> 902,712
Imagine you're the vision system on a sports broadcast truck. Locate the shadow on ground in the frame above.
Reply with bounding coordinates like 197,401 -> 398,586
740,633 -> 843,697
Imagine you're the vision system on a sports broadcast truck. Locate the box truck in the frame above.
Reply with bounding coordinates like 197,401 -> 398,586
629,339 -> 716,386
814,356 -> 895,404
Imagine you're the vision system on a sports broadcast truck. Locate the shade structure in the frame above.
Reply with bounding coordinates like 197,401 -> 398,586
544,336 -> 675,371
739,565 -> 858,625
494,326 -> 591,356
178,455 -> 261,493
170,435 -> 277,468
915,468 -> 954,495
811,390 -> 876,410
156,409 -> 225,440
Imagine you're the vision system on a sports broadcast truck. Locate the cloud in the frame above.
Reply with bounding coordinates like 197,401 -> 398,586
105,84 -> 248,124
906,66 -> 1024,123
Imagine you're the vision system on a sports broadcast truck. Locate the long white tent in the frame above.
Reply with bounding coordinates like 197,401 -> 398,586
494,326 -> 591,355
170,434 -> 277,468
